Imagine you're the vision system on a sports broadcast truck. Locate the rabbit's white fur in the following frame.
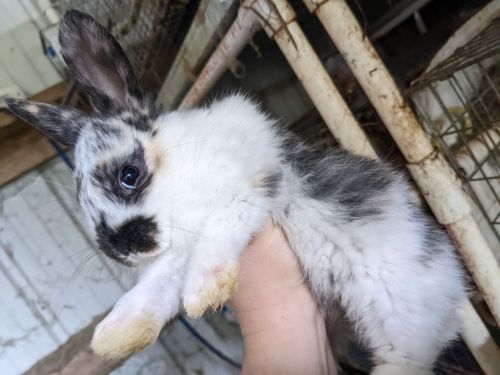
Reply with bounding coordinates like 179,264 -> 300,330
6,10 -> 466,374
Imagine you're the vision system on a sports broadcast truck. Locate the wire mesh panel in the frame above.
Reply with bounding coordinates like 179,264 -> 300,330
410,17 -> 500,255
49,0 -> 194,89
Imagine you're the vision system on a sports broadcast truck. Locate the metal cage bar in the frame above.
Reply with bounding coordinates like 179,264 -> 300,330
411,25 -> 500,248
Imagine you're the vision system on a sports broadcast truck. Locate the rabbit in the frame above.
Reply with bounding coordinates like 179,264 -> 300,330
7,10 -> 466,375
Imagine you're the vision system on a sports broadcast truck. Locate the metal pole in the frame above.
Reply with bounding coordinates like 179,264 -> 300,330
178,6 -> 261,110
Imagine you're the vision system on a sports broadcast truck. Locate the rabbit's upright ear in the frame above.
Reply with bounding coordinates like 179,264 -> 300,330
59,10 -> 143,113
6,98 -> 88,146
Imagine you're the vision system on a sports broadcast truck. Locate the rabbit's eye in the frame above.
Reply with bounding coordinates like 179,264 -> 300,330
120,165 -> 139,189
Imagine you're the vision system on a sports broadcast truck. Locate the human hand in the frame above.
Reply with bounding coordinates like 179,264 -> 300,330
229,221 -> 337,375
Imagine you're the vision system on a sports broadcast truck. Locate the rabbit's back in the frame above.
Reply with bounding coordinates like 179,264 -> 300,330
273,141 -> 465,373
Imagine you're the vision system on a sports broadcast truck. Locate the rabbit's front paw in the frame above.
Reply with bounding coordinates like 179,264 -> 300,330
183,262 -> 240,318
90,304 -> 163,359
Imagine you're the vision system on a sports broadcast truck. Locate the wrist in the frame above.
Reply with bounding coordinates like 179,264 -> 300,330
234,280 -> 319,338
228,223 -> 336,374
233,286 -> 336,375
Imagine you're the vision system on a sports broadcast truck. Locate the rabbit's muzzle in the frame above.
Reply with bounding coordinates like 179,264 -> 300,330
96,214 -> 160,265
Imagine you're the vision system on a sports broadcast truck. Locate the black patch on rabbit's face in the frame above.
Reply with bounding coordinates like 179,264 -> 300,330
95,213 -> 159,264
91,103 -> 160,134
118,104 -> 161,132
91,141 -> 153,205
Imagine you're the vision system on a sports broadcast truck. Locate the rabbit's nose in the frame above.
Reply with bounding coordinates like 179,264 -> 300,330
96,215 -> 159,261
111,216 -> 159,254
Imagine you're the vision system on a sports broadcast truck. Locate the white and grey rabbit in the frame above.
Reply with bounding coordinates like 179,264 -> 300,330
7,10 -> 466,375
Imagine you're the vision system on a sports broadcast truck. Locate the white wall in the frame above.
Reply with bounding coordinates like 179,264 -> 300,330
0,0 -> 35,33
0,0 -> 60,97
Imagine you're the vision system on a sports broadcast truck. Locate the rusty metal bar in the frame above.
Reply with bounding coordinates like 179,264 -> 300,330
178,6 -> 261,110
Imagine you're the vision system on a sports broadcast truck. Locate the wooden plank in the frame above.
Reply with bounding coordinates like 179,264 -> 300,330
0,127 -> 56,187
0,82 -> 68,129
23,312 -> 125,375
0,82 -> 70,186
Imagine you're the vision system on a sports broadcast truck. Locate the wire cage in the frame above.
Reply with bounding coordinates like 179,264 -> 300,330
409,17 -> 500,255
48,0 -> 196,91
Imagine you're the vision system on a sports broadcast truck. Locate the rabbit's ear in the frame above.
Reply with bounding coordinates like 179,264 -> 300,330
59,10 -> 142,113
6,98 -> 88,146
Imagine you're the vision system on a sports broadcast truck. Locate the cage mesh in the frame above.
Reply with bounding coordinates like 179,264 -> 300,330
410,17 -> 500,253
50,0 -> 193,89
